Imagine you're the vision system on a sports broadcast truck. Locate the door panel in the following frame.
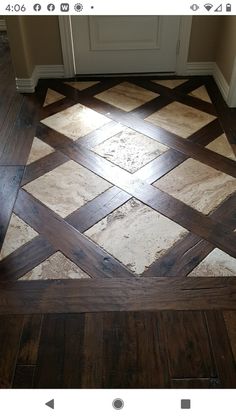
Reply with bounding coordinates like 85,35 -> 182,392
71,16 -> 181,74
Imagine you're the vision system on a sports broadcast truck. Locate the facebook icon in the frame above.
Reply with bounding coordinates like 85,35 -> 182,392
33,3 -> 41,11
47,3 -> 55,11
60,3 -> 70,11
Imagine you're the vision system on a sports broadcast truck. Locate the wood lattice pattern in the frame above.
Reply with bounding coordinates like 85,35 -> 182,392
0,76 -> 236,280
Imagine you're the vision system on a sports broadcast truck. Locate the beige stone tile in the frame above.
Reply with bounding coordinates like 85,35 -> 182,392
95,82 -> 159,112
19,251 -> 90,280
152,79 -> 188,89
41,103 -> 110,141
85,198 -> 188,274
66,81 -> 99,91
43,88 -> 65,107
188,248 -> 236,276
206,134 -> 236,161
27,137 -> 55,165
154,158 -> 236,215
92,127 -> 168,173
23,160 -> 111,218
0,214 -> 38,260
145,101 -> 216,138
189,86 -> 212,103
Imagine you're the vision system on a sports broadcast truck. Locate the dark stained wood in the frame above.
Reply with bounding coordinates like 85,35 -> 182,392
0,277 -> 235,315
14,189 -> 135,279
144,193 -> 236,277
0,236 -> 55,281
161,311 -> 216,378
12,366 -> 35,389
0,315 -> 24,388
206,311 -> 236,388
17,315 -> 43,365
223,311 -> 236,362
0,166 -> 24,250
171,378 -> 220,388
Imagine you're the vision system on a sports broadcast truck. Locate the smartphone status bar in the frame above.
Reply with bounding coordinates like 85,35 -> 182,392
0,0 -> 234,15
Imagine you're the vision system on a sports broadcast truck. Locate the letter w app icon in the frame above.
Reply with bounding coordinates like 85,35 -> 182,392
60,3 -> 69,11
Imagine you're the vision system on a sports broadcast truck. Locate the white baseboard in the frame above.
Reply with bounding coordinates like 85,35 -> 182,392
185,61 -> 233,106
185,61 -> 215,76
0,19 -> 7,31
213,63 -> 229,102
16,65 -> 65,93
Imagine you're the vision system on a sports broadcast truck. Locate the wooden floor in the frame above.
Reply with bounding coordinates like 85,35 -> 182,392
0,34 -> 235,389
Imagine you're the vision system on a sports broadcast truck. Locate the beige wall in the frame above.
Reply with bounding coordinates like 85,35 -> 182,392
188,16 -> 222,62
216,16 -> 236,84
6,16 -> 63,78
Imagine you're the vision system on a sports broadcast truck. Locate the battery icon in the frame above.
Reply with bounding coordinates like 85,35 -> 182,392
226,3 -> 231,11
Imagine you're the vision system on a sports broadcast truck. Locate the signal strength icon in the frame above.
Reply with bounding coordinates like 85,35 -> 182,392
204,3 -> 213,10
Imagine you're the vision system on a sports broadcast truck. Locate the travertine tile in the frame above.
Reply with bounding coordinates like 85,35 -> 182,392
95,82 -> 159,112
92,127 -> 168,173
41,103 -> 110,141
27,137 -> 55,165
206,134 -> 236,161
66,81 -> 99,91
152,79 -> 188,89
0,214 -> 38,260
23,160 -> 111,218
43,88 -> 65,107
154,158 -> 236,215
188,248 -> 236,276
189,85 -> 212,103
85,198 -> 188,274
19,251 -> 90,280
145,101 -> 216,138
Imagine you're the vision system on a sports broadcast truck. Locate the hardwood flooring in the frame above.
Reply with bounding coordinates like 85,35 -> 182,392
0,34 -> 235,389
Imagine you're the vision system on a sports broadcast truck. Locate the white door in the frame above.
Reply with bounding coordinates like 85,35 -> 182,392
71,16 -> 181,74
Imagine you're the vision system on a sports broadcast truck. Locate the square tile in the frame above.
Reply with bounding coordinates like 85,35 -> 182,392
23,160 -> 112,218
27,137 -> 55,165
66,81 -> 99,91
85,198 -> 188,274
92,127 -> 169,173
0,214 -> 38,260
189,85 -> 212,103
188,248 -> 236,276
43,88 -> 65,107
154,158 -> 236,215
152,79 -> 188,89
95,82 -> 159,112
145,101 -> 216,138
41,103 -> 110,141
206,134 -> 236,161
19,251 -> 90,280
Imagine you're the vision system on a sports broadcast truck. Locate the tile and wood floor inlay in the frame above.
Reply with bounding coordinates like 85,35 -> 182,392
0,76 -> 236,281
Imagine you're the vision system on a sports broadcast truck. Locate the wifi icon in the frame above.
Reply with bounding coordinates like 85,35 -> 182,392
204,3 -> 213,10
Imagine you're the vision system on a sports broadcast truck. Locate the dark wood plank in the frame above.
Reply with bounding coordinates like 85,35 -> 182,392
171,378 -> 220,388
101,312 -> 170,388
34,314 -> 66,388
0,236 -> 55,281
14,189 -> 135,279
0,89 -> 46,165
144,193 -> 236,277
206,311 -> 236,388
0,166 -> 24,250
223,311 -> 236,363
0,315 -> 24,388
12,365 -> 35,389
0,277 -> 235,314
161,311 -> 216,379
17,315 -> 43,365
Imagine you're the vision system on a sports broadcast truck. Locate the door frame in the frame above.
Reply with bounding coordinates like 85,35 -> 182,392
59,16 -> 192,78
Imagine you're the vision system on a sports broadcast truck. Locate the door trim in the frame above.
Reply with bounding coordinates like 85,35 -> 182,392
59,16 -> 192,77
